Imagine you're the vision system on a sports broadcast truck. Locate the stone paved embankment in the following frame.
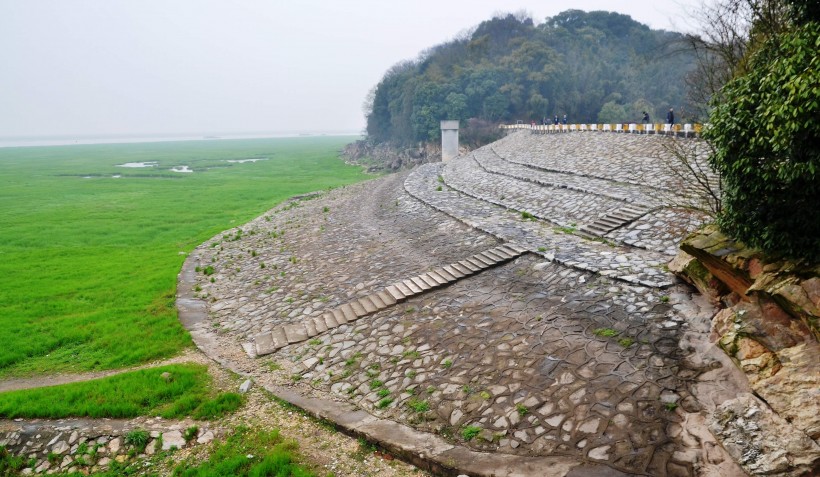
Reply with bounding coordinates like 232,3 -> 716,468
181,131 -> 749,476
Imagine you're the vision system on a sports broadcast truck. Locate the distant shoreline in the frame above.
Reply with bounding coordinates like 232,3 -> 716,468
0,131 -> 362,148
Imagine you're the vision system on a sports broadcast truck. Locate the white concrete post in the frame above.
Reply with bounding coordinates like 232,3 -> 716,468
440,120 -> 459,162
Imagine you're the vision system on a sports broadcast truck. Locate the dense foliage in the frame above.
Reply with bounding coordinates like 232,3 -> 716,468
706,17 -> 820,261
365,10 -> 697,145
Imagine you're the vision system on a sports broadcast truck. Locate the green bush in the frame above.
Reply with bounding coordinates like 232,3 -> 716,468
705,21 -> 820,261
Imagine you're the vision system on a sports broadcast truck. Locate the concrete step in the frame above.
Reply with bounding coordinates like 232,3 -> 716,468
253,245 -> 529,356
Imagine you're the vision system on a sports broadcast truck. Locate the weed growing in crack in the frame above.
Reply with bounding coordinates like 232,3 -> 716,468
406,399 -> 429,413
461,425 -> 481,441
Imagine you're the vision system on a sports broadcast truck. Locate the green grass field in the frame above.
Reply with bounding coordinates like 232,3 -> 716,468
0,364 -> 243,420
0,136 -> 368,378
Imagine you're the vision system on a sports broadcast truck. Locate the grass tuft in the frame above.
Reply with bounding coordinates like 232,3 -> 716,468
172,426 -> 316,477
461,425 -> 481,441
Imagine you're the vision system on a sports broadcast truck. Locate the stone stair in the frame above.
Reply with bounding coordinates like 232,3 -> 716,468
251,244 -> 528,357
579,204 -> 654,237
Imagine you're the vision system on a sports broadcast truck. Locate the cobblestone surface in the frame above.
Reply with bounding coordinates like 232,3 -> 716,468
405,163 -> 674,288
186,132 -> 747,476
466,132 -> 713,255
492,131 -> 705,191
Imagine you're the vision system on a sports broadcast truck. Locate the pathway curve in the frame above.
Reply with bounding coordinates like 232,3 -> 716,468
178,132 -> 749,476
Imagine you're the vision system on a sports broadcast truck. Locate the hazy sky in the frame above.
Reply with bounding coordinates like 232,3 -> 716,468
0,0 -> 704,138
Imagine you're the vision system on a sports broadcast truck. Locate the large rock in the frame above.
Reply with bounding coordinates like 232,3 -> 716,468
752,342 -> 820,440
709,393 -> 820,477
674,225 -> 820,473
712,296 -> 812,355
678,225 -> 820,340
679,225 -> 754,298
669,251 -> 727,305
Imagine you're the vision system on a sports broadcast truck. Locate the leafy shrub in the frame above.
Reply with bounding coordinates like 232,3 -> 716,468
705,21 -> 820,261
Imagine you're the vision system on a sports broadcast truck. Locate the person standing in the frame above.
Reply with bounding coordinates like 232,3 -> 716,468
642,111 -> 650,123
666,108 -> 674,125
562,114 -> 567,125
554,115 -> 559,125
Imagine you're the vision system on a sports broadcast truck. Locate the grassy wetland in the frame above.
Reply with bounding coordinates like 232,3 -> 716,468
0,136 -> 368,378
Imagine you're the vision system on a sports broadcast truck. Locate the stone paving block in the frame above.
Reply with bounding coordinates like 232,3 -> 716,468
497,245 -> 522,257
418,274 -> 439,288
360,296 -> 378,313
434,267 -> 458,281
488,248 -> 513,259
376,290 -> 397,306
427,270 -> 450,284
313,316 -> 328,334
395,281 -> 415,297
284,323 -> 308,344
410,276 -> 432,291
485,249 -> 510,261
599,217 -> 622,226
504,243 -> 528,254
304,318 -> 318,337
254,332 -> 276,356
340,303 -> 357,322
323,311 -> 339,328
464,255 -> 494,271
350,299 -> 368,317
477,251 -> 502,264
404,279 -> 424,293
368,293 -> 388,309
331,308 -> 347,324
267,327 -> 288,350
458,260 -> 480,273
447,263 -> 470,276
385,285 -> 406,301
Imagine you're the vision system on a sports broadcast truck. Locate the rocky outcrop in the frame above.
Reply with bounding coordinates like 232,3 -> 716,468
708,394 -> 820,477
342,140 -> 444,173
671,224 -> 820,476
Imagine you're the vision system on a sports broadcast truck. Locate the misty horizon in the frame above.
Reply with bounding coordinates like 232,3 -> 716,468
1,1 -> 702,139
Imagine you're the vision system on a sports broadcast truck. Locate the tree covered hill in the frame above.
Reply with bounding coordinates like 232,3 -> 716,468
365,10 -> 698,146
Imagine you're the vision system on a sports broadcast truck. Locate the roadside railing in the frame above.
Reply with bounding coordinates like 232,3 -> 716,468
501,123 -> 703,138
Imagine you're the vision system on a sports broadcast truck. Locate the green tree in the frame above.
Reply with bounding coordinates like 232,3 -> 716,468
597,101 -> 627,123
364,9 -> 696,144
444,92 -> 468,120
706,20 -> 820,260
